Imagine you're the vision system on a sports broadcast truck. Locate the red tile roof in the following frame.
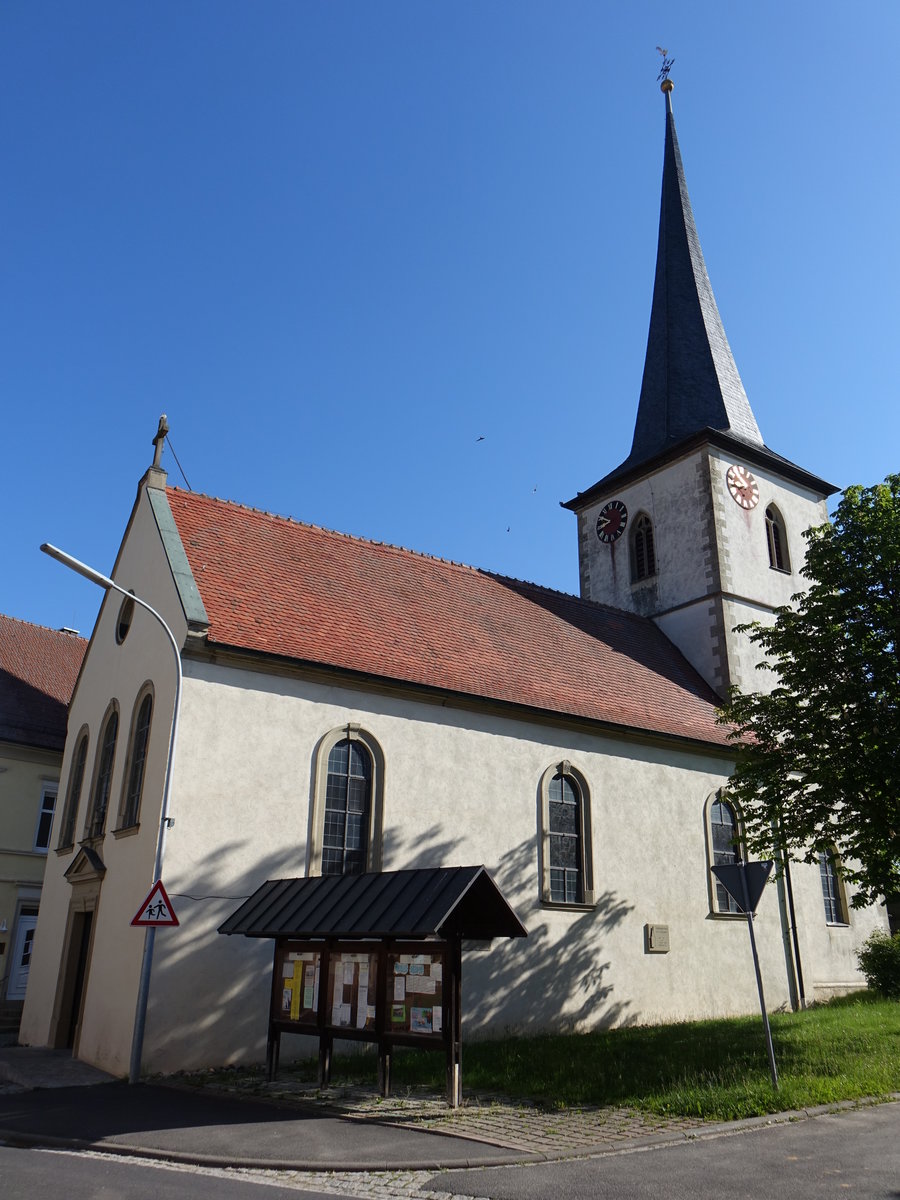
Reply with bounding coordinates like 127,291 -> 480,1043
167,488 -> 732,748
0,615 -> 87,750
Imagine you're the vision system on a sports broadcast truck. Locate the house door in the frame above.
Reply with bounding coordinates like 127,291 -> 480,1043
7,907 -> 39,1000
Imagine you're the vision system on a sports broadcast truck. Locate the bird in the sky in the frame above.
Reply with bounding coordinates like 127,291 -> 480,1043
476,436 -> 485,442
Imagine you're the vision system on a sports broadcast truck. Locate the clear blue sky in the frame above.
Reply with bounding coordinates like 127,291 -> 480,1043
3,2 -> 898,638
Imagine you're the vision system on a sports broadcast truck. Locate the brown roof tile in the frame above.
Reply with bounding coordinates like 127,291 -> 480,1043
0,615 -> 87,750
167,488 -> 731,748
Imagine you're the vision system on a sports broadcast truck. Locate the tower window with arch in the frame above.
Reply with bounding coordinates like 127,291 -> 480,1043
85,706 -> 119,841
118,690 -> 153,830
540,762 -> 594,906
630,513 -> 657,582
765,505 -> 790,573
311,727 -> 385,877
707,793 -> 744,915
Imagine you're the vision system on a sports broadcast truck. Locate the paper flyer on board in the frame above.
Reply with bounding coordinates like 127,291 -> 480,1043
290,961 -> 302,1020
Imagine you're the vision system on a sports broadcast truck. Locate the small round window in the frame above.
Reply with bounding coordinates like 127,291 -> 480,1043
116,594 -> 136,644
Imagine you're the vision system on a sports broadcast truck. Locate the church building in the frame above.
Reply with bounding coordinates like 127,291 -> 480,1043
21,82 -> 888,1078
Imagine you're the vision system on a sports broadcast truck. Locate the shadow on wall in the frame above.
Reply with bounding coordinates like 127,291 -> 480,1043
146,838 -> 305,1073
466,835 -> 637,1034
387,825 -> 638,1035
145,825 -> 637,1073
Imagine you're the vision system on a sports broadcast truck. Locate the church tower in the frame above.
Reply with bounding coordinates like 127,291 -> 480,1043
564,79 -> 836,697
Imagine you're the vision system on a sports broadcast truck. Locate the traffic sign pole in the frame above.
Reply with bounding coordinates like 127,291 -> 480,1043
740,865 -> 779,1091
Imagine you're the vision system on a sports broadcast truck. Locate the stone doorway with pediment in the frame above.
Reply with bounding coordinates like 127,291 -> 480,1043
49,847 -> 106,1052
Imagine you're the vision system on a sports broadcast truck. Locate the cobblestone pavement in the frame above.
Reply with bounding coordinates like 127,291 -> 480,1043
273,1085 -> 706,1156
170,1071 -> 711,1193
44,1150 -> 471,1199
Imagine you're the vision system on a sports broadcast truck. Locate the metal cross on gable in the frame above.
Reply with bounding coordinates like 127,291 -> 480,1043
656,46 -> 674,83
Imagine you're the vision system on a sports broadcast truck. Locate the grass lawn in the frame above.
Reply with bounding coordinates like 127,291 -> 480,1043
284,993 -> 900,1121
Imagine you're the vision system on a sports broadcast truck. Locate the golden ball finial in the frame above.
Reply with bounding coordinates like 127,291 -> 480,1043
660,78 -> 674,94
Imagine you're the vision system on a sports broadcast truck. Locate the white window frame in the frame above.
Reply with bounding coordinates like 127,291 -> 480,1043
34,782 -> 59,852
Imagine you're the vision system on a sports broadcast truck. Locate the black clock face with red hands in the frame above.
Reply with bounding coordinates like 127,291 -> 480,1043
596,500 -> 628,544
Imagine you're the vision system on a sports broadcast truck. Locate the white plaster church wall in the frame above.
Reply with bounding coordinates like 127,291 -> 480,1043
131,656 -> 884,1074
707,447 -> 831,696
576,449 -> 712,619
20,488 -> 186,1075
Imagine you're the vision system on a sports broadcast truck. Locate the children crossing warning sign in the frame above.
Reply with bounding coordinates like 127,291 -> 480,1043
131,880 -> 179,927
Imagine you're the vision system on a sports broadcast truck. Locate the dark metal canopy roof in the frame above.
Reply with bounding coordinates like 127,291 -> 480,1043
218,866 -> 527,942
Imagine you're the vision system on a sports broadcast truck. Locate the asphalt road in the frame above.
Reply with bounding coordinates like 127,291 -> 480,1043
0,1144 -> 339,1200
427,1104 -> 900,1200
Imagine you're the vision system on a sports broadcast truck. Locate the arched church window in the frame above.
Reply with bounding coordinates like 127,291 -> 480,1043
766,505 -> 790,573
118,689 -> 153,830
707,792 -> 744,915
630,513 -> 656,581
57,729 -> 89,851
539,762 -> 594,906
819,849 -> 847,925
310,727 -> 385,876
85,705 -> 119,840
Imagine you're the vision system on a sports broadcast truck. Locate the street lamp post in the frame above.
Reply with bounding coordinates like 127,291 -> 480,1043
40,543 -> 183,1084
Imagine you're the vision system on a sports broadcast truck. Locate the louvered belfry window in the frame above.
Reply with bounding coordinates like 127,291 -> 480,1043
632,514 -> 656,581
766,506 -> 790,572
323,738 -> 372,875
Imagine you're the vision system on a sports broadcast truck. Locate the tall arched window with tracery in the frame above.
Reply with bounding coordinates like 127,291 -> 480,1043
539,762 -> 594,906
819,849 -> 847,924
323,738 -> 372,875
707,792 -> 744,915
310,727 -> 385,877
630,513 -> 656,581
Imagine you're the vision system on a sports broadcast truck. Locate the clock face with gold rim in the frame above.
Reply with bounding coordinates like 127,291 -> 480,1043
726,464 -> 759,510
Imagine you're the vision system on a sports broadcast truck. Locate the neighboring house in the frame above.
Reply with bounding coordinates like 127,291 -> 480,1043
21,82 -> 890,1078
0,615 -> 86,1035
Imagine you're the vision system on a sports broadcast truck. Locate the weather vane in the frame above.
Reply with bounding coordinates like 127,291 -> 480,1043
656,46 -> 674,83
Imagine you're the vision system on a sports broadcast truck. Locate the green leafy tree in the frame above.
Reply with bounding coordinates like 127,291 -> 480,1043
718,476 -> 900,908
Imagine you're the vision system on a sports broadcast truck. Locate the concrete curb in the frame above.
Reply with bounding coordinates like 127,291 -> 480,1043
0,1128 -> 542,1172
1,1094 -> 897,1173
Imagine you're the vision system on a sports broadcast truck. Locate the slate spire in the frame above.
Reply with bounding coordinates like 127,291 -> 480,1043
630,80 -> 763,465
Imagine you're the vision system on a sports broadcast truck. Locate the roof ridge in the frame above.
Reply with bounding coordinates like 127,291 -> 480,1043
0,612 -> 87,641
483,568 -> 661,626
166,486 -> 643,611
